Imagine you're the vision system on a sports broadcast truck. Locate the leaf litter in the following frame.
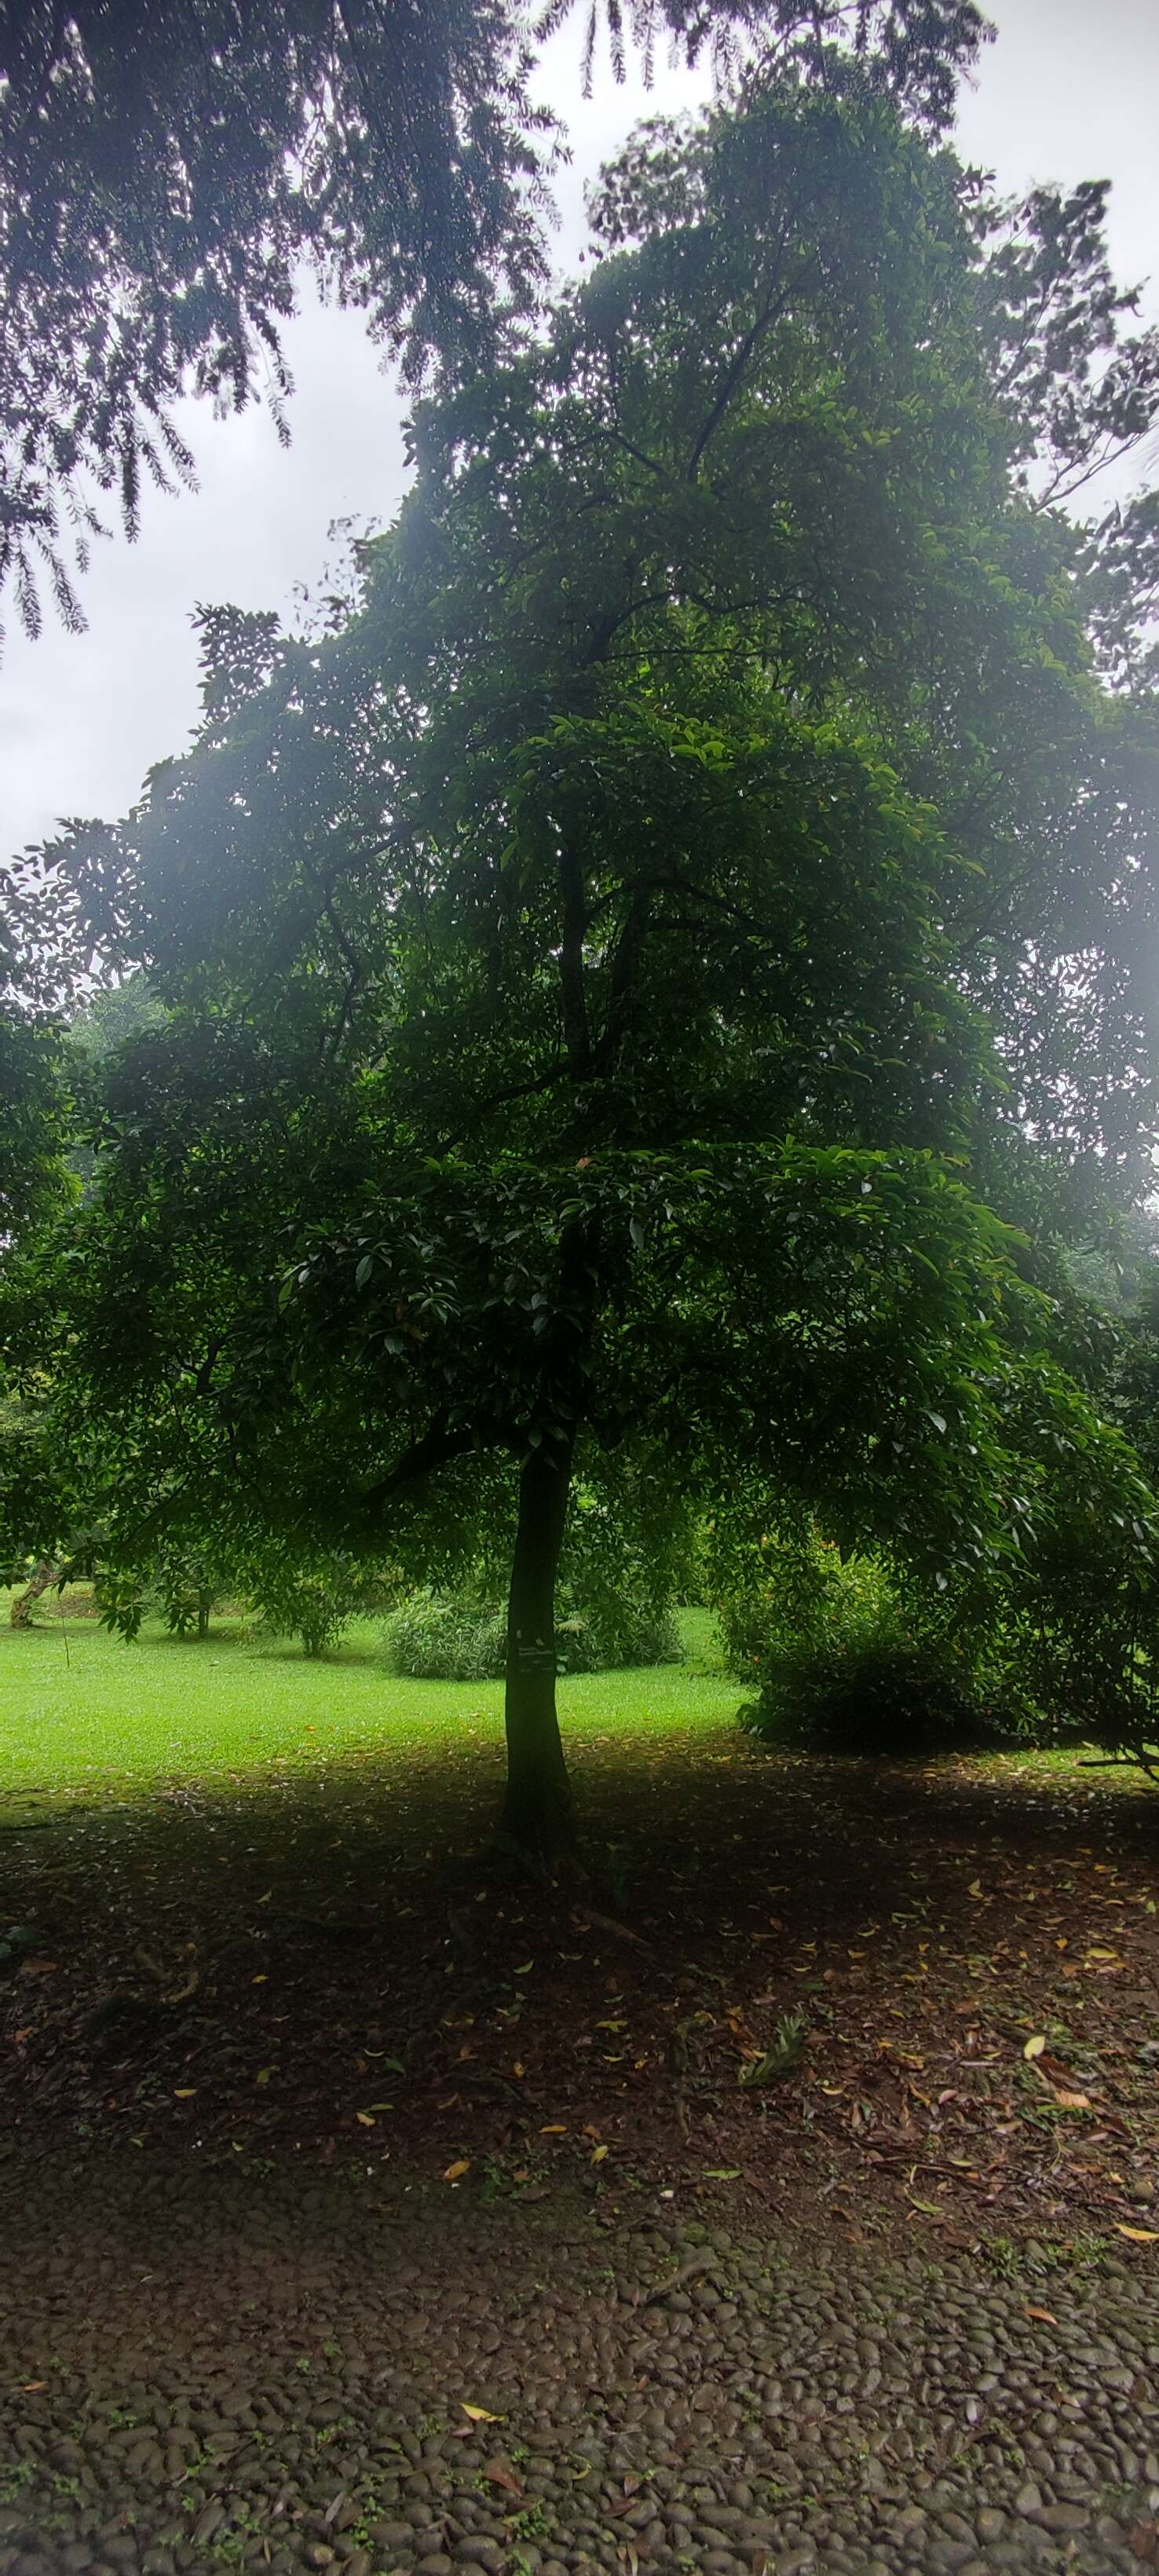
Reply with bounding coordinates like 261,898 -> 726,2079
2,1725 -> 1157,2255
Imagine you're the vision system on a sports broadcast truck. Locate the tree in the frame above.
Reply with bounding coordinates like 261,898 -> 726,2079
0,0 -> 993,635
12,68 -> 1159,1852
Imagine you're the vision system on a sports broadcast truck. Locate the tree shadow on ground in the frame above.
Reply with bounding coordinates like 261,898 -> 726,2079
2,1722 -> 1156,2249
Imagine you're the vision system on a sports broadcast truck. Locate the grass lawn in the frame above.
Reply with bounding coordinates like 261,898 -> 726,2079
0,1594 -> 738,1802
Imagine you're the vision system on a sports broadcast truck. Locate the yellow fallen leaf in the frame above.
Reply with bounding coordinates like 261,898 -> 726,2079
21,2381 -> 47,2392
1023,2035 -> 1046,2060
356,2112 -> 376,2127
967,1880 -> 984,1899
514,1960 -> 534,1975
1117,2224 -> 1159,2244
540,2124 -> 567,2135
512,2062 -> 525,2078
461,2403 -> 502,2422
174,2088 -> 196,2099
590,2144 -> 609,2164
1052,2089 -> 1091,2111
1024,2304 -> 1058,2325
254,2067 -> 276,2087
444,2159 -> 470,2182
1087,1948 -> 1119,1961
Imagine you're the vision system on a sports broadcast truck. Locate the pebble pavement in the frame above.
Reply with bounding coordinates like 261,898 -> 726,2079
2,2159 -> 1157,2576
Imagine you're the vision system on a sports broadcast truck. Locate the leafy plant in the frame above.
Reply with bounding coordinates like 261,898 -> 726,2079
381,1583 -> 679,1680
722,1526 -> 1007,1755
740,2008 -> 808,2084
247,1549 -> 391,1658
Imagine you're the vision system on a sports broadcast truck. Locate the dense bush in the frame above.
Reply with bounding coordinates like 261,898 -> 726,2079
381,1586 -> 680,1681
721,1531 -> 1011,1758
381,1594 -> 507,1681
737,1634 -> 1000,1756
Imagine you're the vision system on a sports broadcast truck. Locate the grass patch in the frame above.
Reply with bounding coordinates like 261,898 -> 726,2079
0,1596 -> 737,1801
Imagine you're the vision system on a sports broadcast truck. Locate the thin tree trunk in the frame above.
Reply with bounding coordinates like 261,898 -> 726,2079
500,1436 -> 576,1861
10,1558 -> 59,1627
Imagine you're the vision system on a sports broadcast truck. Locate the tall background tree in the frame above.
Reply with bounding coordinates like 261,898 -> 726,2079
7,56 -> 1158,1850
0,0 -> 992,635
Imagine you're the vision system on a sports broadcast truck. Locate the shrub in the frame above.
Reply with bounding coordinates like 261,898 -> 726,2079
381,1586 -> 681,1681
380,1594 -> 507,1681
738,1633 -> 1000,1757
722,1529 -> 1007,1758
248,1550 -> 392,1657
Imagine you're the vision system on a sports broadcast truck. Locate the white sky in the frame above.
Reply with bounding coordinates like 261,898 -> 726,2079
2,0 -> 1157,863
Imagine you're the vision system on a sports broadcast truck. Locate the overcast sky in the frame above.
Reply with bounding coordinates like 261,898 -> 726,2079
2,0 -> 1157,865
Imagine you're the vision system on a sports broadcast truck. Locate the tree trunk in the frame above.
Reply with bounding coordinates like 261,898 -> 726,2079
500,1437 -> 576,1862
10,1558 -> 59,1627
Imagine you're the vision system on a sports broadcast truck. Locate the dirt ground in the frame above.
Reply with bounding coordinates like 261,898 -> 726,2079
2,1723 -> 1157,2249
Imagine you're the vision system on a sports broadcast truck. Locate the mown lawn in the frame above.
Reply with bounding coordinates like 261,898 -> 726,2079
0,1594 -> 737,1800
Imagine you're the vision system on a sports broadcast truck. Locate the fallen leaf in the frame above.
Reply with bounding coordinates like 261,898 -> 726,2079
1117,2225 -> 1159,2244
591,2144 -> 609,2164
540,2124 -> 567,2135
1023,2035 -> 1046,2060
1035,2053 -> 1084,2091
356,2112 -> 376,2128
21,2381 -> 47,2392
173,2088 -> 196,2100
444,2159 -> 470,2182
254,2067 -> 276,2087
482,2454 -> 523,2496
461,2403 -> 502,2423
1024,2305 -> 1058,2325
704,2166 -> 741,2180
967,1880 -> 984,1899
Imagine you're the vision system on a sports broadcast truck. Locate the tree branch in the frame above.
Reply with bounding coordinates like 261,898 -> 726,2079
360,1418 -> 479,1514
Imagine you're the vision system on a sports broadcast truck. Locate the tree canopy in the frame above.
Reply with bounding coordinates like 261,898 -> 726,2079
0,0 -> 994,637
5,62 -> 1159,1842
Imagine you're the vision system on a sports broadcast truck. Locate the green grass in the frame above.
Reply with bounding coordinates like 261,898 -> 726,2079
0,1596 -> 737,1801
